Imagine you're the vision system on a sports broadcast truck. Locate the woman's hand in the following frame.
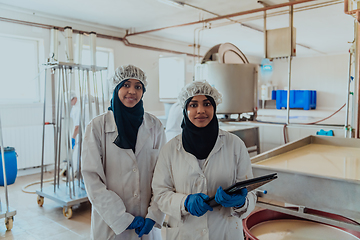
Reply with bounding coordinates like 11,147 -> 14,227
215,186 -> 248,208
127,216 -> 145,234
185,193 -> 213,217
137,218 -> 156,237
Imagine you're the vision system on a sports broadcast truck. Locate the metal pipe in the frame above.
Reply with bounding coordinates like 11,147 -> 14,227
0,113 -> 9,212
93,72 -> 100,116
264,10 -> 267,58
121,36 -> 200,57
345,51 -> 352,137
356,21 -> 360,138
127,0 -> 316,37
55,68 -> 62,188
77,69 -> 84,187
51,68 -> 58,191
287,3 -> 294,125
100,71 -> 105,113
287,57 -> 292,125
205,0 -> 341,31
40,68 -> 47,191
56,69 -> 63,188
87,70 -> 93,121
66,68 -> 76,196
345,0 -> 360,138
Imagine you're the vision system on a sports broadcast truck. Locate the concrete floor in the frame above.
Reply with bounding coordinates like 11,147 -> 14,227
0,171 -> 167,239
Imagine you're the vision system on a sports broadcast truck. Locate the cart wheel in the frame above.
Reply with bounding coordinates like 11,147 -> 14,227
5,217 -> 13,231
63,206 -> 73,219
37,195 -> 44,207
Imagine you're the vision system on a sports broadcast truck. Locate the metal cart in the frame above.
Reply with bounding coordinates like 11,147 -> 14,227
0,113 -> 16,230
36,62 -> 107,218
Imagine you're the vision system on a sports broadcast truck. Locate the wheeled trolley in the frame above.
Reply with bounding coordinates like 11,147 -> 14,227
0,113 -> 16,230
36,180 -> 87,219
36,61 -> 107,219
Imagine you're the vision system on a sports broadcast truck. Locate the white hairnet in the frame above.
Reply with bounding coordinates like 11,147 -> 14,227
178,80 -> 222,109
110,65 -> 147,92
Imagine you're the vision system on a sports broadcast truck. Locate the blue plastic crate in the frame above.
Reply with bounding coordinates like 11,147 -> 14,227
276,90 -> 316,110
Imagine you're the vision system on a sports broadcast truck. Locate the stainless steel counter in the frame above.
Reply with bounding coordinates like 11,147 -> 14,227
251,135 -> 360,232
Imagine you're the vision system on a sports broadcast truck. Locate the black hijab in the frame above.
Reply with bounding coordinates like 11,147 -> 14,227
181,96 -> 219,159
108,81 -> 145,152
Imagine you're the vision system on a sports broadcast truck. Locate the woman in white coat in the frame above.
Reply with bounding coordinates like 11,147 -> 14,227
82,65 -> 166,240
152,81 -> 256,240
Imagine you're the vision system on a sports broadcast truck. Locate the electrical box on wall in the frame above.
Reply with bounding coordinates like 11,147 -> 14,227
266,27 -> 296,59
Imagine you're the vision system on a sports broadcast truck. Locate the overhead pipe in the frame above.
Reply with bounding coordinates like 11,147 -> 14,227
122,34 -> 199,57
344,0 -> 360,138
0,16 -> 201,58
126,0 -> 316,37
185,0 -> 329,55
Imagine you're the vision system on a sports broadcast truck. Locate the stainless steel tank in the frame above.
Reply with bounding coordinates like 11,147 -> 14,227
202,62 -> 258,115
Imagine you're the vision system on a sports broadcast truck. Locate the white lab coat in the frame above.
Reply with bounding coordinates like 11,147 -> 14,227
152,129 -> 256,240
165,102 -> 183,142
82,111 -> 166,240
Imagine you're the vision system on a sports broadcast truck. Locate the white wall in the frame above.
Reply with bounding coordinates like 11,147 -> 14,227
0,9 -> 210,169
262,54 -> 350,111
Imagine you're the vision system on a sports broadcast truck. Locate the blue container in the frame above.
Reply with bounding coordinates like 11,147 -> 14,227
271,90 -> 277,100
276,90 -> 316,110
0,147 -> 17,186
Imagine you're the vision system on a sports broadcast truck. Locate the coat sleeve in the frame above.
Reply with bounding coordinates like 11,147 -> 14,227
81,119 -> 133,235
146,121 -> 167,227
231,139 -> 257,218
152,148 -> 188,222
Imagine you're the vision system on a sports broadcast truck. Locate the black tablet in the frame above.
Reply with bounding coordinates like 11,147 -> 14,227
205,173 -> 277,208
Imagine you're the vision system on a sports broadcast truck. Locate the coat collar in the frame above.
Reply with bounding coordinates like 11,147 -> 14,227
104,111 -> 155,133
105,111 -> 155,156
176,129 -> 225,156
174,129 -> 225,174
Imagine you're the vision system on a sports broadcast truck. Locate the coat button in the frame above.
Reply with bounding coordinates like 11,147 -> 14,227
203,229 -> 207,233
133,168 -> 137,172
134,193 -> 138,197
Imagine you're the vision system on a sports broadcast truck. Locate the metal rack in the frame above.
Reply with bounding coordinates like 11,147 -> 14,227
36,62 -> 107,219
0,113 -> 16,230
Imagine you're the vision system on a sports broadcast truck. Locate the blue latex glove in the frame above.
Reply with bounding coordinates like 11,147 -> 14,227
215,186 -> 248,208
138,218 -> 156,237
127,216 -> 145,232
185,193 -> 213,217
71,138 -> 75,149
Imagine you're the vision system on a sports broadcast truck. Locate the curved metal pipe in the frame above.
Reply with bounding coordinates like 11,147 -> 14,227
127,0 -> 316,37
0,16 -> 201,58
